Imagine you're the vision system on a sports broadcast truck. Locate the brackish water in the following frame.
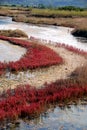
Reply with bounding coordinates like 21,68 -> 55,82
0,16 -> 87,130
16,104 -> 87,130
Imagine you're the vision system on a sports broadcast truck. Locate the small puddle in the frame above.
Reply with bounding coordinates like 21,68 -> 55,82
0,40 -> 26,62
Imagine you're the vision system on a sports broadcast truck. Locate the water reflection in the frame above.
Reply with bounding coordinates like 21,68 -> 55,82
77,37 -> 87,44
16,103 -> 87,130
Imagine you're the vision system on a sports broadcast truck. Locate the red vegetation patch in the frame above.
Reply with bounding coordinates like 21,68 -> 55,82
30,37 -> 87,56
0,81 -> 87,121
0,36 -> 87,123
55,43 -> 87,56
0,36 -> 63,75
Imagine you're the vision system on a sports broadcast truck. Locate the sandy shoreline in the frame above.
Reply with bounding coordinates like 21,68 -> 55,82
0,42 -> 86,92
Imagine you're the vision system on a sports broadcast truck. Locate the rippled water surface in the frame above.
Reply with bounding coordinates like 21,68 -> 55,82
15,104 -> 87,130
0,16 -> 87,130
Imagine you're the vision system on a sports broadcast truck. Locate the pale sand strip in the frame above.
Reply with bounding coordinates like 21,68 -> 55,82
0,44 -> 87,92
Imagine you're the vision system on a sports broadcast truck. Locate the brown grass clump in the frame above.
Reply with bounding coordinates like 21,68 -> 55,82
0,29 -> 28,38
12,15 -> 28,22
70,63 -> 87,85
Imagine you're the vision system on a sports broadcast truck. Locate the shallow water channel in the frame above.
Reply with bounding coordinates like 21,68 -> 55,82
17,103 -> 87,130
0,16 -> 87,130
0,16 -> 87,51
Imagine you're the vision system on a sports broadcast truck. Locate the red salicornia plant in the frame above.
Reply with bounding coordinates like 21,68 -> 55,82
0,36 -> 63,75
0,79 -> 87,122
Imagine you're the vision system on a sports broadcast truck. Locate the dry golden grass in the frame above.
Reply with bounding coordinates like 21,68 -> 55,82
0,29 -> 28,38
0,6 -> 87,30
70,63 -> 87,85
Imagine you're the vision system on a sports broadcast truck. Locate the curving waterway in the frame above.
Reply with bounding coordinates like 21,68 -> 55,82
0,16 -> 87,130
0,16 -> 87,51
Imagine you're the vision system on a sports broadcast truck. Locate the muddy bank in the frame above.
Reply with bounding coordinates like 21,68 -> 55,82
12,16 -> 87,29
72,29 -> 87,38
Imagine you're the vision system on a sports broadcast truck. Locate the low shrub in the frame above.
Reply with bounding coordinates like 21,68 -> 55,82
0,80 -> 87,122
0,29 -> 28,38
